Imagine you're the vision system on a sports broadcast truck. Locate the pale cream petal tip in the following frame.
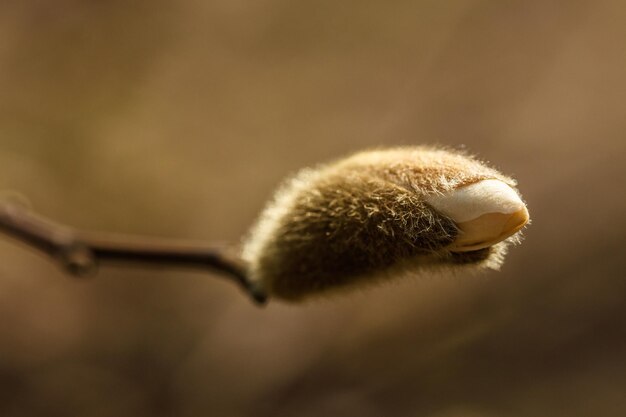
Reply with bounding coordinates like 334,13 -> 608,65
425,179 -> 529,252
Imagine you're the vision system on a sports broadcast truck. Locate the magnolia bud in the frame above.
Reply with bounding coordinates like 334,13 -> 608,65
243,147 -> 529,302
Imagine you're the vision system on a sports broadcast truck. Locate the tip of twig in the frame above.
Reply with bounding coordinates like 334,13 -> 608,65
246,281 -> 269,305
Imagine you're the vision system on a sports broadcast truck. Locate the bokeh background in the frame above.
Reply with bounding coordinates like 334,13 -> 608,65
1,1 -> 625,416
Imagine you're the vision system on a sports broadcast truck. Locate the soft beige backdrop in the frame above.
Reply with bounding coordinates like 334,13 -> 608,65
1,1 -> 624,416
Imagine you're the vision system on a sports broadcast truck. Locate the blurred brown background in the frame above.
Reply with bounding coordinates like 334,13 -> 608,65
1,1 -> 625,416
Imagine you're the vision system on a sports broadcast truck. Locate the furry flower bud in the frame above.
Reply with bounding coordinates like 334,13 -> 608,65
243,147 -> 529,301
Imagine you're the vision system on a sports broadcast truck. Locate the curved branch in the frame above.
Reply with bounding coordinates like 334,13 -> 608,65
0,202 -> 267,305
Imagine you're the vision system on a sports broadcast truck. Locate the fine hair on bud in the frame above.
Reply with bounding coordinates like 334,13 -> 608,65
242,147 -> 528,302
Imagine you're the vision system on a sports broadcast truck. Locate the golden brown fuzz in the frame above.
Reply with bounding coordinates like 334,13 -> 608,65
242,147 -> 528,302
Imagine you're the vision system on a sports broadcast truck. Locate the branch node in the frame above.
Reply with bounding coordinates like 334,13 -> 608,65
59,243 -> 98,277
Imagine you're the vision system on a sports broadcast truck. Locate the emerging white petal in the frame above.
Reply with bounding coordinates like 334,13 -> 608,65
426,179 -> 529,252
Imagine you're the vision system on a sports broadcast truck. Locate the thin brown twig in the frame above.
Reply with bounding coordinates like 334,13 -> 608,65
0,202 -> 267,305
